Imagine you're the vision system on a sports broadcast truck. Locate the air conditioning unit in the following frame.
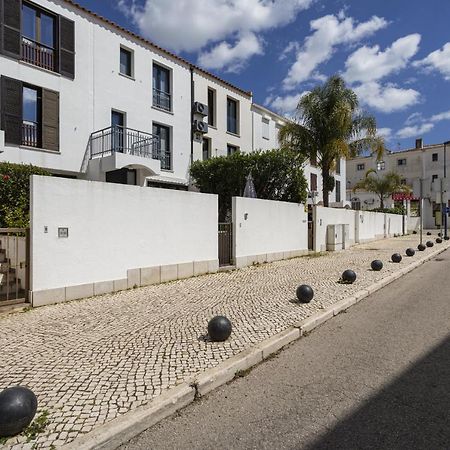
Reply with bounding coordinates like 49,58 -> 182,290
193,102 -> 208,116
193,120 -> 208,134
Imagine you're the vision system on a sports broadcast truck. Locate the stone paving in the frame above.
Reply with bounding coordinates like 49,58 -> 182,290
0,234 -> 448,449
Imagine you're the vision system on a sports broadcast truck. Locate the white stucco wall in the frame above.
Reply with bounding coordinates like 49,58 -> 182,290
232,197 -> 308,268
314,207 -> 356,252
192,71 -> 252,161
30,176 -> 218,292
251,105 -> 283,152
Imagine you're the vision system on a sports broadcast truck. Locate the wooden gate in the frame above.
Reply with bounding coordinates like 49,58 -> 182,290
218,223 -> 233,266
0,228 -> 30,305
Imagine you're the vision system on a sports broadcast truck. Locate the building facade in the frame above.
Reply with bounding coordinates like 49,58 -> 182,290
347,139 -> 450,228
0,0 -> 345,204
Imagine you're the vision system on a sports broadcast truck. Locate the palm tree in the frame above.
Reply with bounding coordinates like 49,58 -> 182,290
353,170 -> 411,210
279,75 -> 384,206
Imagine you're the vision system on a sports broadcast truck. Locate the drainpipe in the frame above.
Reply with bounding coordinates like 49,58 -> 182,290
190,66 -> 194,172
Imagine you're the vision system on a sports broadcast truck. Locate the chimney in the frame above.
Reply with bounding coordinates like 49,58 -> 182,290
415,138 -> 423,149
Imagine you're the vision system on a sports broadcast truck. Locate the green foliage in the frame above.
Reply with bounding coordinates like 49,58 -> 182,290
279,75 -> 384,206
24,410 -> 50,442
190,149 -> 308,220
370,206 -> 406,215
353,170 -> 410,210
0,162 -> 51,228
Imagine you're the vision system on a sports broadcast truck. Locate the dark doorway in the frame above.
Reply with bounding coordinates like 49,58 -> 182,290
106,168 -> 136,185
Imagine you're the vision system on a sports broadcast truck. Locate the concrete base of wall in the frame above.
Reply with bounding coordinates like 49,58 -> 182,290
235,249 -> 309,269
31,259 -> 220,307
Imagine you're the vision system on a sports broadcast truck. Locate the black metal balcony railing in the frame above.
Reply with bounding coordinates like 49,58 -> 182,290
22,38 -> 55,72
22,121 -> 39,147
152,88 -> 171,112
89,126 -> 161,161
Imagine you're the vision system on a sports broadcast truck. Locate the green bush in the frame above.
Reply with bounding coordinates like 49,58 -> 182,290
0,162 -> 51,228
370,206 -> 405,215
190,149 -> 308,221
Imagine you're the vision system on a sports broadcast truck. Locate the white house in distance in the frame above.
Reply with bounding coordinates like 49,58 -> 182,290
347,138 -> 450,228
0,0 -> 345,204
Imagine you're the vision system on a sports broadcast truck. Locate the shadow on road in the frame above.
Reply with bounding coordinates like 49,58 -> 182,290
306,335 -> 450,450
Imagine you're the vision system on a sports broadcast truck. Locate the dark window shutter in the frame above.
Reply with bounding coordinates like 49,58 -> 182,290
0,76 -> 22,145
59,16 -> 75,79
42,89 -> 59,151
1,0 -> 21,59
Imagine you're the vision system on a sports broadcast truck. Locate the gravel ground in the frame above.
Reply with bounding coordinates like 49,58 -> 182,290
0,233 -> 446,449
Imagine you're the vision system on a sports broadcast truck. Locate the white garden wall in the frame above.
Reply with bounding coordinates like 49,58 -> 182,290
314,207 -> 356,252
232,197 -> 308,268
30,176 -> 218,306
385,213 -> 404,236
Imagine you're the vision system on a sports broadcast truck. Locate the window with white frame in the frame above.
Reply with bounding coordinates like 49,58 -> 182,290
397,158 -> 407,166
262,117 -> 270,140
357,163 -> 365,171
377,160 -> 385,171
152,122 -> 171,170
227,97 -> 239,134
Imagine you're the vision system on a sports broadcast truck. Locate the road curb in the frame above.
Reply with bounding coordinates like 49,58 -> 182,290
62,243 -> 449,450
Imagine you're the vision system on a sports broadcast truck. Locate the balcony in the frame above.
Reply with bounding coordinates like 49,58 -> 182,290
22,121 -> 39,147
22,38 -> 55,72
152,88 -> 171,112
88,126 -> 162,176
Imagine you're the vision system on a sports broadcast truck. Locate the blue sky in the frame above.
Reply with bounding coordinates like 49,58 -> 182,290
76,0 -> 450,151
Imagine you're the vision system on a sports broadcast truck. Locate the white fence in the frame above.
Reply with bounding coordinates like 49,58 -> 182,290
314,206 -> 405,251
232,197 -> 308,268
30,176 -> 219,307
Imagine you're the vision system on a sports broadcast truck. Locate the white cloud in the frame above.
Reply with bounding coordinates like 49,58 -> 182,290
282,13 -> 388,90
353,82 -> 420,113
343,34 -> 421,83
279,41 -> 301,61
413,42 -> 450,80
264,92 -> 308,116
431,110 -> 450,122
198,32 -> 263,72
405,112 -> 424,126
396,123 -> 434,139
377,127 -> 393,140
119,0 -> 313,70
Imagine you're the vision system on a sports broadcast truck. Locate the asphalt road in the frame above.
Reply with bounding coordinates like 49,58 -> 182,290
121,248 -> 450,450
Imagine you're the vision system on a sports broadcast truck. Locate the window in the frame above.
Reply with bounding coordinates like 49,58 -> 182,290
120,47 -> 133,77
357,163 -> 365,171
401,178 -> 407,185
153,123 -> 171,170
21,3 -> 56,72
153,63 -> 171,111
111,110 -> 125,152
377,160 -> 385,171
227,144 -> 238,156
22,85 -> 41,147
207,88 -> 216,127
335,180 -> 341,203
1,76 -> 59,151
335,158 -> 341,175
432,174 -> 438,182
202,137 -> 211,161
310,173 -> 317,191
432,153 -> 438,162
262,118 -> 270,140
310,154 -> 317,166
227,97 -> 238,134
397,158 -> 407,166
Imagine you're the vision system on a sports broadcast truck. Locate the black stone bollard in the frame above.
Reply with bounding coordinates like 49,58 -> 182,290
341,269 -> 356,283
436,238 -> 442,244
418,244 -> 426,251
296,284 -> 314,303
426,241 -> 434,248
406,248 -> 415,257
0,386 -> 37,437
391,253 -> 402,263
426,231 -> 432,235
207,316 -> 232,342
371,260 -> 383,271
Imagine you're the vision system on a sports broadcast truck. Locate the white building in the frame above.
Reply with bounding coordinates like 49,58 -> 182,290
0,0 -> 345,203
347,138 -> 450,228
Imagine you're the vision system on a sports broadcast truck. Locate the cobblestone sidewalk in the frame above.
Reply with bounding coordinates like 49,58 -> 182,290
0,234 -> 447,449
